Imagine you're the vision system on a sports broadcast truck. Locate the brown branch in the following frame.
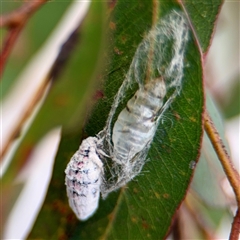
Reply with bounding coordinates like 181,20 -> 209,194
230,208 -> 240,240
0,0 -> 48,28
204,111 -> 240,206
171,213 -> 182,240
0,0 -> 48,78
0,26 -> 23,77
0,75 -> 51,160
184,195 -> 214,240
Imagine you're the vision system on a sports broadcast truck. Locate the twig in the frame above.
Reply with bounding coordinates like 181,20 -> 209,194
204,111 -> 240,206
0,75 -> 51,160
0,0 -> 47,78
230,208 -> 240,240
171,213 -> 182,240
184,195 -> 214,240
0,26 -> 23,77
0,0 -> 47,28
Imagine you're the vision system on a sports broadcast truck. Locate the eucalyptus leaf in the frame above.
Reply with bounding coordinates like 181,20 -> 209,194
28,0 -> 224,239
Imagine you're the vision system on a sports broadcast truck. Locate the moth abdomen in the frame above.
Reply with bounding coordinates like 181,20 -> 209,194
65,137 -> 103,221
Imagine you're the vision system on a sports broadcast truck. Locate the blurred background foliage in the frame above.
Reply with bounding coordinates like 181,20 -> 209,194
1,1 -> 73,98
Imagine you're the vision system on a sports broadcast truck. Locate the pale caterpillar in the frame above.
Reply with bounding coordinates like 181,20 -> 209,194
65,137 -> 103,221
100,10 -> 189,196
112,78 -> 166,165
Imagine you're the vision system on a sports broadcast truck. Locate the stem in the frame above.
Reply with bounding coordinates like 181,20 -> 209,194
204,111 -> 240,206
0,27 -> 23,78
230,208 -> 240,240
171,213 -> 182,240
0,75 -> 50,160
0,0 -> 47,28
0,0 -> 47,78
184,194 -> 213,240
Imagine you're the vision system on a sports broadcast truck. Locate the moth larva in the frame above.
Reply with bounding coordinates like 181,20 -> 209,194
65,137 -> 103,221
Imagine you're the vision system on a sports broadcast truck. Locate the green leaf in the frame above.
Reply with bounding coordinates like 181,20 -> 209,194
29,0 -> 223,239
182,0 -> 223,52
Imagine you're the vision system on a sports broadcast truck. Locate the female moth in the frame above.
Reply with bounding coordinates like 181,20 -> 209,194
65,137 -> 103,220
